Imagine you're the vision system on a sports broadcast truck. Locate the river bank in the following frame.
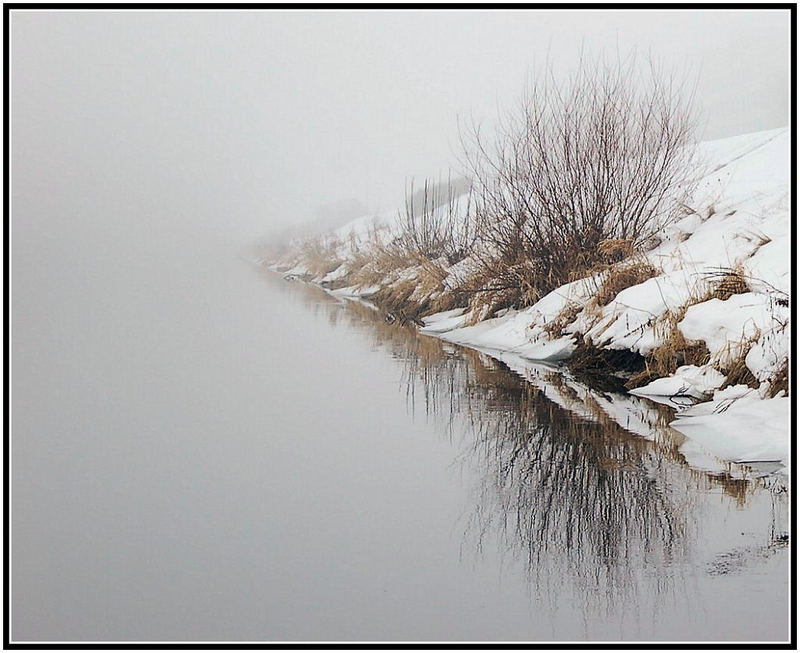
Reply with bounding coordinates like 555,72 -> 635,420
267,274 -> 791,640
264,127 -> 791,473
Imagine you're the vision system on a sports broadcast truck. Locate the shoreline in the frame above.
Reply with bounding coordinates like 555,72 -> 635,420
261,127 -> 790,473
266,266 -> 789,478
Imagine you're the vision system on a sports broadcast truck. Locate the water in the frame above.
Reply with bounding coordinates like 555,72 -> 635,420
11,252 -> 789,643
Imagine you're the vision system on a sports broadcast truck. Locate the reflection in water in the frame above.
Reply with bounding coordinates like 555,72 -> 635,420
274,273 -> 788,630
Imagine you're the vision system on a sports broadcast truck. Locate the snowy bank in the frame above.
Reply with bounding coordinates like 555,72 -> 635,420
267,128 -> 790,472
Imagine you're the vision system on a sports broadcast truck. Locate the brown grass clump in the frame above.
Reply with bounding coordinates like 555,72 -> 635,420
458,260 -> 540,326
428,291 -> 464,316
717,335 -> 761,391
371,280 -> 422,324
460,289 -> 515,326
705,266 -> 750,300
594,261 -> 659,307
544,302 -> 583,338
366,257 -> 462,325
718,357 -> 760,390
625,303 -> 711,390
348,243 -> 408,290
625,291 -> 768,393
343,223 -> 408,289
300,235 -> 344,279
767,359 -> 789,397
625,338 -> 711,390
596,238 -> 635,264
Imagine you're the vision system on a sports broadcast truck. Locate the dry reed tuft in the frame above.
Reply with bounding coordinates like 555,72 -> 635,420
594,261 -> 659,307
544,302 -> 583,338
457,259 -> 540,326
363,256 -> 461,325
717,335 -> 761,391
705,266 -> 750,301
596,238 -> 635,264
464,288 -> 522,326
300,236 -> 344,279
767,359 -> 789,397
625,303 -> 711,390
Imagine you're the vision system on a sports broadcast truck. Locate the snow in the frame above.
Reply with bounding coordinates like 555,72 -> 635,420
575,269 -> 703,355
320,264 -> 348,283
422,276 -> 600,361
670,395 -> 789,468
678,438 -> 728,476
441,257 -> 479,291
424,128 -> 790,471
330,284 -> 380,298
746,322 -> 789,384
678,293 -> 788,366
420,308 -> 468,333
630,364 -> 726,400
269,127 -> 790,474
526,276 -> 602,329
515,336 -> 577,362
283,263 -> 309,276
332,212 -> 392,243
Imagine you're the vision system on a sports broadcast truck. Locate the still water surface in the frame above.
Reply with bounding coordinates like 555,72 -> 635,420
11,257 -> 789,642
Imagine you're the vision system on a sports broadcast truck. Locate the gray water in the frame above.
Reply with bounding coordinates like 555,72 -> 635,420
11,246 -> 790,643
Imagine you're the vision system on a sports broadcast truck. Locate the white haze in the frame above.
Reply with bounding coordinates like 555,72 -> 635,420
8,9 -> 791,642
11,9 -> 790,243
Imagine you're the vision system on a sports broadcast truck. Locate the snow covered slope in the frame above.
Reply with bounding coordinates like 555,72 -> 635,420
422,128 -> 791,470
272,127 -> 791,471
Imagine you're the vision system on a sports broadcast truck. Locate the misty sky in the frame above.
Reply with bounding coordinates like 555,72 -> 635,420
11,8 -> 790,243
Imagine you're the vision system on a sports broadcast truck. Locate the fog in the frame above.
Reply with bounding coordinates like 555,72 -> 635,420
11,9 -> 790,242
8,9 -> 791,643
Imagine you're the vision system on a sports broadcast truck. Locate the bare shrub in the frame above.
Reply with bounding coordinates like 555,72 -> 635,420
399,177 -> 476,265
463,53 -> 697,302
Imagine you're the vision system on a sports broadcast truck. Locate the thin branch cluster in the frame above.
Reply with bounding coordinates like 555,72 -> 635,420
462,55 -> 697,300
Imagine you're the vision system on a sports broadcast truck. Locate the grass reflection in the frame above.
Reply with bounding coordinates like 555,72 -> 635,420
272,273 -> 787,615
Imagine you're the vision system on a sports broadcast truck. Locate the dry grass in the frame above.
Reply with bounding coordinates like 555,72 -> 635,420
347,231 -> 409,290
625,284 -> 769,393
458,259 -> 541,326
767,359 -> 789,397
625,302 -> 711,390
717,335 -> 761,391
343,219 -> 469,321
566,337 -> 647,393
705,266 -> 750,300
594,260 -> 659,307
544,302 -> 583,338
623,269 -> 754,392
596,238 -> 635,264
364,256 -> 461,325
300,236 -> 344,279
465,288 -> 523,326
